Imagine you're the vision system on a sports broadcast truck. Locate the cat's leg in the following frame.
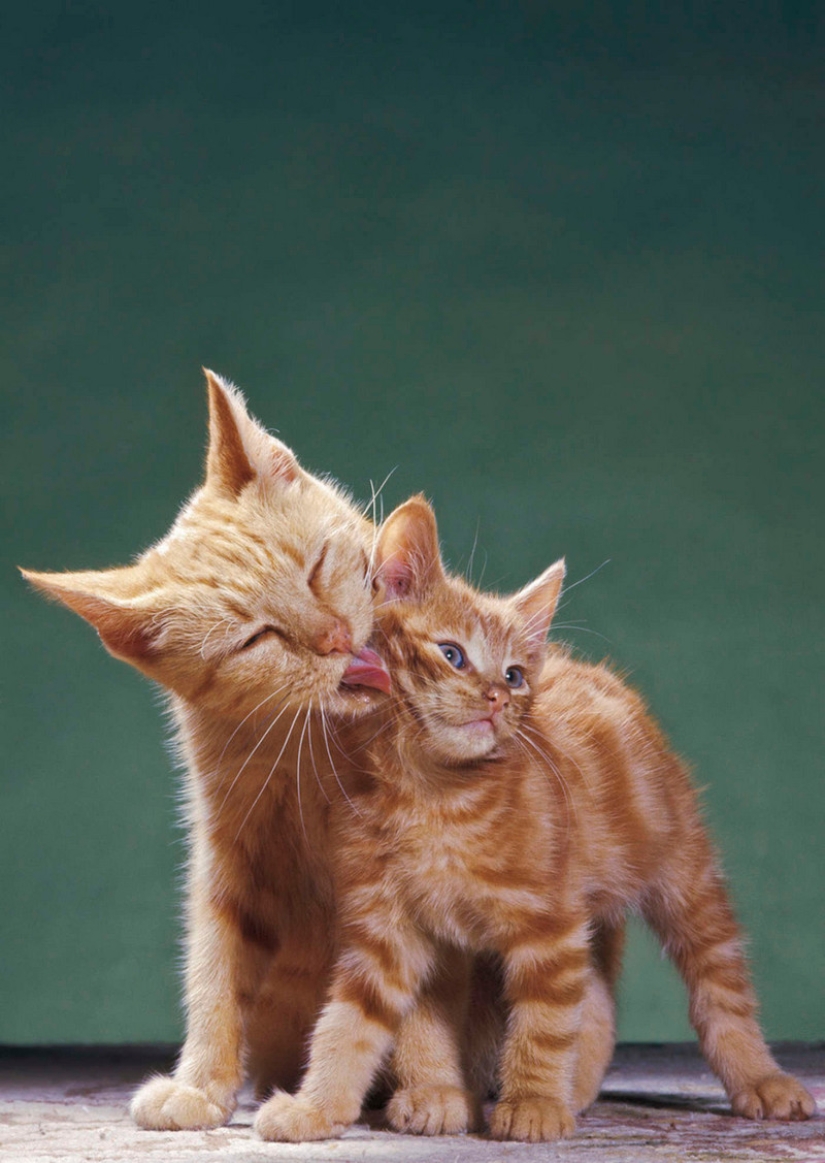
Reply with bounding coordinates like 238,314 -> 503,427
489,910 -> 590,1142
131,897 -> 264,1130
645,827 -> 815,1120
387,945 -> 481,1135
246,946 -> 331,1097
255,922 -> 436,1141
571,919 -> 625,1113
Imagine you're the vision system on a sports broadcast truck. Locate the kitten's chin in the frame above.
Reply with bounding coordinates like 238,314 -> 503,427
430,718 -> 502,765
462,718 -> 495,738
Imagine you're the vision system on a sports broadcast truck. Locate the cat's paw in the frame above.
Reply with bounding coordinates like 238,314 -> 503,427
254,1091 -> 344,1142
489,1097 -> 576,1142
387,1085 -> 479,1135
130,1075 -> 234,1130
731,1073 -> 816,1121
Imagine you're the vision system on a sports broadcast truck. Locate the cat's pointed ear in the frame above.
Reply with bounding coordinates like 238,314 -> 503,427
374,495 -> 445,601
203,368 -> 301,494
20,565 -> 159,665
511,558 -> 566,657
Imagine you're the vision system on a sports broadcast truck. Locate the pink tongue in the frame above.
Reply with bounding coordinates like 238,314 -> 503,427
341,646 -> 392,695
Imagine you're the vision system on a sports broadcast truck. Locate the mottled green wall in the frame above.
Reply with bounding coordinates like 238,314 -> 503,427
2,3 -> 822,1045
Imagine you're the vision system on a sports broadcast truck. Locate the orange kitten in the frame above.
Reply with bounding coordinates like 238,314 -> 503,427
257,496 -> 815,1143
22,371 -> 387,1130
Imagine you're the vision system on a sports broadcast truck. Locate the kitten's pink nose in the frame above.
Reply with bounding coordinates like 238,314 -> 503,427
486,686 -> 510,715
313,619 -> 353,656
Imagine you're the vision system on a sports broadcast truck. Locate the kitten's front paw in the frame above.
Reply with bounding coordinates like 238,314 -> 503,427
731,1073 -> 816,1121
489,1097 -> 576,1142
254,1091 -> 344,1142
387,1085 -> 479,1135
130,1075 -> 234,1130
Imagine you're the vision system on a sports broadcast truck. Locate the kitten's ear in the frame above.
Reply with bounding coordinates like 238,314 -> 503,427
374,495 -> 445,600
203,368 -> 301,494
511,558 -> 566,657
20,565 -> 160,666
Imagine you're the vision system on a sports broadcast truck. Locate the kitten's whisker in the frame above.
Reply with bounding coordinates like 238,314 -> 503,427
477,548 -> 489,589
520,719 -> 591,792
551,622 -> 612,645
465,517 -> 482,585
555,560 -> 611,615
515,727 -> 575,822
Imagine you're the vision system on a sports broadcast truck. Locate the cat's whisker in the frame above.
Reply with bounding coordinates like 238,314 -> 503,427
341,706 -> 408,757
365,467 -> 397,521
306,701 -> 331,805
364,468 -> 397,588
214,683 -> 293,775
199,617 -> 233,660
325,713 -> 373,765
294,704 -> 314,842
319,700 -> 363,817
234,705 -> 304,841
219,694 -> 296,815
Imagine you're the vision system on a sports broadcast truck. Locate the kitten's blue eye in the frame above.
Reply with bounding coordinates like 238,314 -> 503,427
438,642 -> 466,669
505,666 -> 525,689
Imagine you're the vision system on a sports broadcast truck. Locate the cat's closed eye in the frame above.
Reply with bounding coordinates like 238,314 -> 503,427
308,545 -> 328,594
241,626 -> 285,650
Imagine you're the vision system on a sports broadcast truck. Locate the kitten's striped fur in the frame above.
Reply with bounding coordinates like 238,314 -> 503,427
258,496 -> 814,1143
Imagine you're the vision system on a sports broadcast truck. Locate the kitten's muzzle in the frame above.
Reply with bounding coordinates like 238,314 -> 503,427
340,646 -> 392,696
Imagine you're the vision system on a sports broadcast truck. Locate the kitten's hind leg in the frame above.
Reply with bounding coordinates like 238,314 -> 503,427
645,827 -> 815,1121
388,946 -> 482,1135
571,920 -> 625,1114
463,952 -> 506,1101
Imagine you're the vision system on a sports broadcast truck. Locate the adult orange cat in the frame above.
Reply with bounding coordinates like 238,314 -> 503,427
22,371 -> 390,1129
257,496 -> 815,1143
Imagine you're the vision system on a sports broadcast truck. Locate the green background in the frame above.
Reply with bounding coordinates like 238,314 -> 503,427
2,4 -> 822,1046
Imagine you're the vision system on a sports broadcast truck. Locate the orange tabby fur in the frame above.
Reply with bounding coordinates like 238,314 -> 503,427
22,372 -> 384,1129
258,496 -> 815,1143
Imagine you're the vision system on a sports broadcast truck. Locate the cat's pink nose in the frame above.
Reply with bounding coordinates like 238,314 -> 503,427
486,686 -> 509,714
313,619 -> 353,656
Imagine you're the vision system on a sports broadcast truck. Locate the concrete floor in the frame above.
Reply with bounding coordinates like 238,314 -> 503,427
1,1043 -> 822,1163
